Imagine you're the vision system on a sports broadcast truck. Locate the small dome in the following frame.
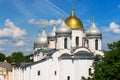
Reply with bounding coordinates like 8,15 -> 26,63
34,33 -> 41,47
65,9 -> 84,30
86,20 -> 102,37
34,30 -> 48,47
56,20 -> 72,34
48,24 -> 56,38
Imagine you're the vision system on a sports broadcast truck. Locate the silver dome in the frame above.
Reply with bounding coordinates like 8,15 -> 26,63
48,25 -> 56,38
86,21 -> 102,37
34,33 -> 41,47
56,21 -> 72,34
34,30 -> 48,47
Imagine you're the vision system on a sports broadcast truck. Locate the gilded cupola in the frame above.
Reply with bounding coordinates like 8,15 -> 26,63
65,8 -> 84,30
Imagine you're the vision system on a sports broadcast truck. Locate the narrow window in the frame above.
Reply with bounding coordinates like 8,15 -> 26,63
87,40 -> 89,48
89,68 -> 91,75
48,41 -> 49,44
64,38 -> 67,49
54,71 -> 57,76
38,71 -> 40,76
67,76 -> 70,80
95,39 -> 98,50
76,37 -> 79,47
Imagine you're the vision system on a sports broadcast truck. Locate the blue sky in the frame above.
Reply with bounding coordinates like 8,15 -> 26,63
0,0 -> 120,55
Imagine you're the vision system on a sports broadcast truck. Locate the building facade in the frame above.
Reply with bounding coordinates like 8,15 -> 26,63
12,8 -> 103,80
0,61 -> 12,80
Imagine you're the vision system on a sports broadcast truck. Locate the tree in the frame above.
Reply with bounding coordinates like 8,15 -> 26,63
24,53 -> 33,61
0,53 -> 6,61
6,56 -> 13,63
89,40 -> 120,80
11,52 -> 25,64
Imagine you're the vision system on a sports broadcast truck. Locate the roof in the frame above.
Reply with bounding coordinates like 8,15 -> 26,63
0,62 -> 12,71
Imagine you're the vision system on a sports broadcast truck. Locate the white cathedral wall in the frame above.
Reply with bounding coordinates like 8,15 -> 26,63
88,38 -> 102,51
13,50 -> 94,80
98,39 -> 102,50
59,59 -> 93,80
71,30 -> 84,47
56,36 -> 71,49
77,59 -> 93,79
48,40 -> 56,49
56,37 -> 64,49
30,61 -> 48,80
67,37 -> 71,49
88,38 -> 95,51
59,60 -> 74,80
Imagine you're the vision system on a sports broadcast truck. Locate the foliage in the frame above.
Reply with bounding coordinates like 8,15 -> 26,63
6,56 -> 13,63
88,40 -> 120,80
24,54 -> 34,61
11,52 -> 25,64
0,52 -> 6,61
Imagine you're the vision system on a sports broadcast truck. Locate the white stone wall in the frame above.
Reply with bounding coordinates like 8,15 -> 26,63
56,36 -> 71,50
88,38 -> 95,51
48,40 -> 56,49
98,39 -> 102,50
13,50 -> 94,80
56,37 -> 64,49
71,30 -> 84,47
87,38 -> 102,51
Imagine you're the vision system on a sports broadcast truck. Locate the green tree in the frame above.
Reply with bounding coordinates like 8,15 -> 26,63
90,40 -> 120,80
24,53 -> 33,61
0,52 -> 6,61
11,52 -> 25,64
6,56 -> 13,63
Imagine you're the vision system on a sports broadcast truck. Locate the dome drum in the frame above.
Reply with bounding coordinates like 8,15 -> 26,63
48,36 -> 56,41
56,33 -> 71,37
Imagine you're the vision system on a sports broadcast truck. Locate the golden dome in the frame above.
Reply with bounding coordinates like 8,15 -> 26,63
65,10 -> 84,30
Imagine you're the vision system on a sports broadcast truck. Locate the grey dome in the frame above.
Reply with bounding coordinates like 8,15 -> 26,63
56,21 -> 72,34
86,21 -> 102,37
34,30 -> 48,47
48,25 -> 56,38
34,33 -> 41,47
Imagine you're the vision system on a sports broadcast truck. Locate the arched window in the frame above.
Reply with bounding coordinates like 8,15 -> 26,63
89,68 -> 91,75
87,40 -> 89,48
64,38 -> 67,49
67,76 -> 70,80
48,41 -> 49,44
76,37 -> 79,47
95,39 -> 98,50
54,71 -> 57,76
38,71 -> 40,76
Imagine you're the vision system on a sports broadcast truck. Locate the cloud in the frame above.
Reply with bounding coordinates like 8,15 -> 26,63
28,19 -> 62,26
16,40 -> 25,47
104,22 -> 120,34
25,48 -> 32,52
0,40 -> 8,45
0,48 -> 5,51
0,19 -> 26,38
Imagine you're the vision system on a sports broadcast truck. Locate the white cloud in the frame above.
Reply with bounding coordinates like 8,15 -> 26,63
25,48 -> 32,52
0,47 -> 5,51
0,19 -> 26,38
16,40 -> 25,47
28,19 -> 62,26
0,40 -> 8,45
104,22 -> 120,34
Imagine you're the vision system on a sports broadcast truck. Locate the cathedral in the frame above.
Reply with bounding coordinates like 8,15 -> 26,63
12,7 -> 104,80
